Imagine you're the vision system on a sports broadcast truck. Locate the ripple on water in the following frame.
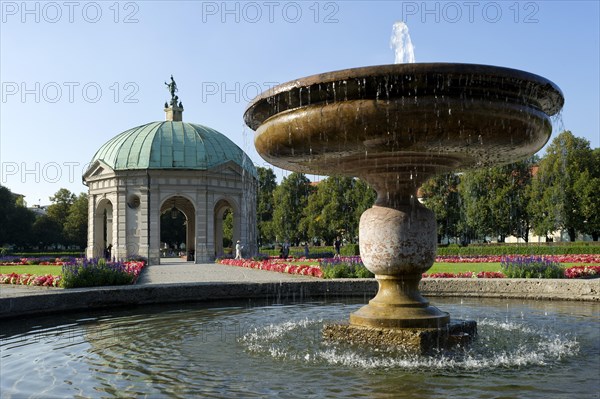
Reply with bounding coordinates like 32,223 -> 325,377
239,316 -> 580,371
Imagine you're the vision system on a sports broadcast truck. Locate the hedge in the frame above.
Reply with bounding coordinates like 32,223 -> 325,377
436,244 -> 600,256
8,252 -> 85,259
15,244 -> 596,260
259,243 -> 600,257
341,244 -> 360,256
260,248 -> 335,259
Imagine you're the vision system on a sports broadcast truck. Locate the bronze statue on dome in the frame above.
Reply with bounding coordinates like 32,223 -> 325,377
165,75 -> 179,106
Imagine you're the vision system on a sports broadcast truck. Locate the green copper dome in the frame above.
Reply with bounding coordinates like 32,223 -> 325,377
90,121 -> 257,177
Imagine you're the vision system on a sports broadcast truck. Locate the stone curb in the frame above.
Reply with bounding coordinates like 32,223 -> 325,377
0,278 -> 598,319
420,278 -> 600,301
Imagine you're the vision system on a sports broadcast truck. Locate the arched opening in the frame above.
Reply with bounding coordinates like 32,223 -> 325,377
94,199 -> 113,259
160,196 -> 196,262
214,199 -> 236,258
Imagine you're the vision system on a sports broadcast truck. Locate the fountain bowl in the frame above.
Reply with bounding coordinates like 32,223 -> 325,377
244,63 -> 564,186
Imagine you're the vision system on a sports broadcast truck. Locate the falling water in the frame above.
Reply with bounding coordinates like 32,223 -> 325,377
390,21 -> 415,64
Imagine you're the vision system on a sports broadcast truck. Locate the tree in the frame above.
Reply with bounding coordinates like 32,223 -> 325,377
0,185 -> 14,245
300,177 -> 347,244
420,173 -> 463,244
459,159 -> 534,242
32,215 -> 63,249
223,209 -> 233,248
272,172 -> 313,244
459,169 -> 497,241
507,159 -> 536,242
63,193 -> 88,248
0,185 -> 36,249
528,131 -> 594,241
8,205 -> 36,248
574,148 -> 600,240
47,188 -> 76,223
349,178 -> 377,234
46,188 -> 76,245
300,176 -> 375,244
256,167 -> 277,245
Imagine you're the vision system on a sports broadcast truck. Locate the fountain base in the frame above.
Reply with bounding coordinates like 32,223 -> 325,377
323,319 -> 477,353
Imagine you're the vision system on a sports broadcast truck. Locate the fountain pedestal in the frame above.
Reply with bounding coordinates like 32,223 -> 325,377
351,192 -> 448,329
324,187 -> 475,351
323,320 -> 477,353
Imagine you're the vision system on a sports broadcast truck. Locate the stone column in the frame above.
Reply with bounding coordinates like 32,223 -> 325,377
206,193 -> 216,260
86,193 -> 96,259
350,178 -> 449,329
137,185 -> 149,260
147,186 -> 161,265
186,213 -> 195,261
195,188 -> 209,263
114,188 -> 127,260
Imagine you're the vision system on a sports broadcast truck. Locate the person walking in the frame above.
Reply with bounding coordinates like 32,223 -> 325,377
334,237 -> 342,258
235,240 -> 243,260
282,240 -> 290,259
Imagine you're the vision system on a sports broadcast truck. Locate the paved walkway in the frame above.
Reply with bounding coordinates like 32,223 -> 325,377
0,259 -> 316,299
137,258 -> 316,284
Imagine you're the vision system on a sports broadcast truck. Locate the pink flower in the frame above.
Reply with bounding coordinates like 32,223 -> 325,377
564,265 -> 600,279
218,258 -> 322,278
422,271 -> 505,278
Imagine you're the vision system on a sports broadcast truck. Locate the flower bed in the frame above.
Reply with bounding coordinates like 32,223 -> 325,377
564,265 -> 600,279
62,259 -> 146,288
0,256 -> 78,266
0,259 -> 146,288
0,273 -> 61,287
423,271 -> 505,278
218,258 -> 323,278
319,257 -> 373,279
219,255 -> 599,280
436,254 -> 600,263
501,256 -> 564,278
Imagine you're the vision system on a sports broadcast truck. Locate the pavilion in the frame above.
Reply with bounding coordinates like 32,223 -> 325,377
83,79 -> 258,264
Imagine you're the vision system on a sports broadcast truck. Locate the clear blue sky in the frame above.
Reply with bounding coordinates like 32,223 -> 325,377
1,0 -> 598,204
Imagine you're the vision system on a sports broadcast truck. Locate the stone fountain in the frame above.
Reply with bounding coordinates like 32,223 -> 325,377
244,63 -> 564,351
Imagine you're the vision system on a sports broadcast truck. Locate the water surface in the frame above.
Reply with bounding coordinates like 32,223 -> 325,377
1,297 -> 598,398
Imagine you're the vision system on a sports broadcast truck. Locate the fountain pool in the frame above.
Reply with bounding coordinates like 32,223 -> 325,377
1,297 -> 598,398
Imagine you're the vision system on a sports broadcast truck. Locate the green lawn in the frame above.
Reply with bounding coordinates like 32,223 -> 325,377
290,260 -> 503,273
279,260 -> 581,274
0,261 -> 583,278
0,265 -> 63,275
298,260 -> 580,274
430,262 -> 584,273
429,262 -> 501,274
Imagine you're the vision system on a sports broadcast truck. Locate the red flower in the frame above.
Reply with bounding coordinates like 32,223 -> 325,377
218,258 -> 322,278
564,265 -> 600,279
